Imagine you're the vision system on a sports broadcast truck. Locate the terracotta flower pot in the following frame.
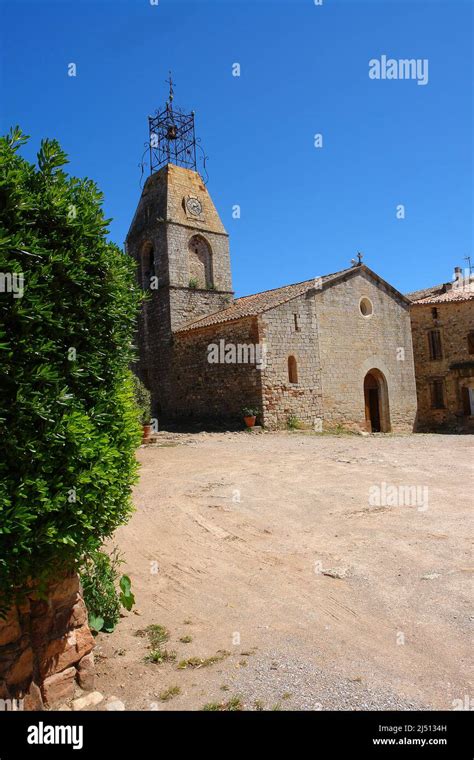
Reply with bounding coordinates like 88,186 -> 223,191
142,424 -> 152,441
243,415 -> 256,428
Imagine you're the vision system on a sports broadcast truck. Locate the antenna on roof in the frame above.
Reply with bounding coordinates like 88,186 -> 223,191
464,255 -> 472,276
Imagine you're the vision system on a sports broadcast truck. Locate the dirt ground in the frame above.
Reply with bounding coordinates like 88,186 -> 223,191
91,431 -> 472,711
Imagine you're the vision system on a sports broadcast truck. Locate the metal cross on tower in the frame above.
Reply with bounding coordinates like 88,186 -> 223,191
165,71 -> 174,105
148,72 -> 197,174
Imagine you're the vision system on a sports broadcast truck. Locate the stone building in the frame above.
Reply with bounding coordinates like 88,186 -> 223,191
127,93 -> 417,432
408,267 -> 474,431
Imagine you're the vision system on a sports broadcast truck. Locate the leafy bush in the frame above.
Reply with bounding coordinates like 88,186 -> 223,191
287,415 -> 303,430
132,374 -> 151,425
241,406 -> 258,418
80,548 -> 135,633
80,548 -> 122,633
0,127 -> 142,611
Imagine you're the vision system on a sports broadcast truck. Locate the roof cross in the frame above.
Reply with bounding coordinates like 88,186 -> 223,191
166,71 -> 174,105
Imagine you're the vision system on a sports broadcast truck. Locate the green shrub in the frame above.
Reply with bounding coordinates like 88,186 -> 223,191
287,415 -> 303,430
80,547 -> 135,633
0,127 -> 142,612
80,548 -> 121,633
132,374 -> 151,425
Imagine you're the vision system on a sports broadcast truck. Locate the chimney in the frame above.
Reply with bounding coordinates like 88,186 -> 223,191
453,266 -> 463,284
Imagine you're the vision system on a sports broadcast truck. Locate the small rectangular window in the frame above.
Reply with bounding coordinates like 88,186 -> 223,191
468,332 -> 474,355
430,379 -> 445,409
461,386 -> 472,416
428,330 -> 443,360
431,307 -> 438,320
294,314 -> 300,332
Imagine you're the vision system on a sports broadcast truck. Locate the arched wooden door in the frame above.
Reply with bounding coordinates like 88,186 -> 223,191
364,369 -> 391,432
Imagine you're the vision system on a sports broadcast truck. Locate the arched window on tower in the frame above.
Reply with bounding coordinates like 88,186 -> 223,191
288,355 -> 298,384
188,235 -> 213,289
142,242 -> 155,290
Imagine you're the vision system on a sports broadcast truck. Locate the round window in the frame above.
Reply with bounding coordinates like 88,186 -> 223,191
359,297 -> 373,317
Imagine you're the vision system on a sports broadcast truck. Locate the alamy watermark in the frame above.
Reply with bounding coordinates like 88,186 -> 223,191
451,695 -> 473,711
369,55 -> 429,86
207,340 -> 267,370
0,272 -> 24,298
369,481 -> 428,512
0,698 -> 24,711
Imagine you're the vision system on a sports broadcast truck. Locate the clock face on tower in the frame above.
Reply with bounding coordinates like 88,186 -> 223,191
185,196 -> 202,216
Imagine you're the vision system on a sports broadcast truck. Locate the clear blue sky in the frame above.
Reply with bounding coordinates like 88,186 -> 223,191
1,0 -> 472,296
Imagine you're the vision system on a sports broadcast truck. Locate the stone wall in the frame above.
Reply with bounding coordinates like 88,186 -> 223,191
0,573 -> 94,709
316,270 -> 417,432
126,164 -> 232,297
166,226 -> 232,294
134,286 -> 232,419
170,317 -> 262,422
410,299 -> 474,431
126,164 -> 235,419
150,267 -> 419,432
258,292 -> 323,429
168,286 -> 233,334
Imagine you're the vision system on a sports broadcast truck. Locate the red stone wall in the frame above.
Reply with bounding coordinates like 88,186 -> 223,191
0,573 -> 95,709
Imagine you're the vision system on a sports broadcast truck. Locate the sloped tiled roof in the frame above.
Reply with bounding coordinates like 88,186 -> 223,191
175,279 -> 315,333
175,265 -> 399,333
406,283 -> 447,302
411,287 -> 474,305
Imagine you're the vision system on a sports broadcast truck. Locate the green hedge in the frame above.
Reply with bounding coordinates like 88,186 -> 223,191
0,127 -> 142,611
132,374 -> 151,426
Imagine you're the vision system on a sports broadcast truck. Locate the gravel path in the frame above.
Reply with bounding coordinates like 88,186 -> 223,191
231,650 -> 431,711
90,431 -> 472,711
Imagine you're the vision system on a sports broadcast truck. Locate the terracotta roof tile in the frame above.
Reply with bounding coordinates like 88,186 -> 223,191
175,267 -> 355,333
406,283 -> 447,302
411,287 -> 474,305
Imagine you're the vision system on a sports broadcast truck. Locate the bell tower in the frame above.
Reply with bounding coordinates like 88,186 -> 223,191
126,75 -> 234,417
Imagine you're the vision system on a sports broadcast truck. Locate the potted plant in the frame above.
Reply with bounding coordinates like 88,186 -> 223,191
142,421 -> 152,442
242,406 -> 258,428
132,374 -> 152,441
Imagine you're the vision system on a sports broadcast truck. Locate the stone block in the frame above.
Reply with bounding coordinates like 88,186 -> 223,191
23,681 -> 44,711
30,607 -> 54,647
76,652 -> 95,691
106,697 -> 126,711
40,625 -> 94,679
49,574 -> 80,604
68,599 -> 88,629
72,691 -> 103,711
7,647 -> 33,687
41,666 -> 76,707
0,607 -> 21,647
51,598 -> 87,637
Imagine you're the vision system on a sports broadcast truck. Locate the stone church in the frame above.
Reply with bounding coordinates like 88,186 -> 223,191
127,90 -> 417,432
